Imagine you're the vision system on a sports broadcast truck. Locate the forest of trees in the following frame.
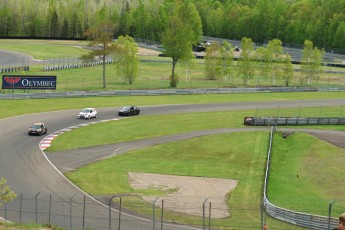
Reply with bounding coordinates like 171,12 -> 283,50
0,0 -> 344,51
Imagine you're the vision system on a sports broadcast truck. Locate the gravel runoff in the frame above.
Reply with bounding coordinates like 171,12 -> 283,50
128,172 -> 238,218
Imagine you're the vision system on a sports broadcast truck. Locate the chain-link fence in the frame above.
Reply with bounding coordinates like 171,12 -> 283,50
0,192 -> 268,230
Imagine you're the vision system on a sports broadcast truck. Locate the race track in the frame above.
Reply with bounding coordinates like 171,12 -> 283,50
1,99 -> 345,229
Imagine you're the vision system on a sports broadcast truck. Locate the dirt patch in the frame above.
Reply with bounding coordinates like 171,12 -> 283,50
128,172 -> 238,218
137,47 -> 161,55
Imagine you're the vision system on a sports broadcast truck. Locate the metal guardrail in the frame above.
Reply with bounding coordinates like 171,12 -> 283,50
2,86 -> 345,99
244,117 -> 345,126
262,127 -> 339,229
264,198 -> 338,230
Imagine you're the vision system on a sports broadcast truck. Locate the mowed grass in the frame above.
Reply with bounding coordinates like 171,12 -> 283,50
47,110 -> 248,151
47,105 -> 345,152
62,129 -> 345,229
65,131 -> 274,229
269,132 -> 345,216
0,39 -> 88,59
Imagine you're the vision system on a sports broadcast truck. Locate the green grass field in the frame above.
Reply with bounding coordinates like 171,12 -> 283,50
1,39 -> 345,229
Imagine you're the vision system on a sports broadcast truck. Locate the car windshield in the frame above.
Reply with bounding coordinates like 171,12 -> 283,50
81,109 -> 91,113
31,124 -> 41,129
122,106 -> 131,110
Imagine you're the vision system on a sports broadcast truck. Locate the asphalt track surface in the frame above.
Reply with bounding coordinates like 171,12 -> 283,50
1,98 -> 345,229
0,49 -> 40,67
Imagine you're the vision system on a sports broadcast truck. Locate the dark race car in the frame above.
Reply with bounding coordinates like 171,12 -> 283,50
118,106 -> 140,116
28,123 -> 48,136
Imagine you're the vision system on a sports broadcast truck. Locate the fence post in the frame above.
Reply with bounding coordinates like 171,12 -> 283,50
118,197 -> 122,230
108,195 -> 116,230
208,202 -> 211,230
153,197 -> 159,230
4,202 -> 7,221
260,201 -> 266,230
48,194 -> 51,223
70,194 -> 75,230
328,199 -> 335,230
19,194 -> 22,224
35,192 -> 40,224
161,200 -> 164,230
202,198 -> 208,230
82,196 -> 86,230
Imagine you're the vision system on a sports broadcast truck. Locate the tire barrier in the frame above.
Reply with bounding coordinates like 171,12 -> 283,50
0,66 -> 29,73
43,60 -> 115,71
244,116 -> 345,126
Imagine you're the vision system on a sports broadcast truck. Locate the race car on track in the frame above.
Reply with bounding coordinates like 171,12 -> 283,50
28,123 -> 48,136
78,108 -> 98,119
118,106 -> 140,116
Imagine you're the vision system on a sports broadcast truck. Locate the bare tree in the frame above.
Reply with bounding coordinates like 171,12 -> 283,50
81,21 -> 116,88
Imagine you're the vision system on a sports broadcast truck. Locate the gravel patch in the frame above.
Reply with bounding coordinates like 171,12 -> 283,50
128,172 -> 238,218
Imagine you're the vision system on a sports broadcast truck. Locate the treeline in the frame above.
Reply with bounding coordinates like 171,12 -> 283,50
0,0 -> 344,50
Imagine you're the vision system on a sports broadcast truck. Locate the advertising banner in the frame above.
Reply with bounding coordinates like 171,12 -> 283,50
2,75 -> 56,90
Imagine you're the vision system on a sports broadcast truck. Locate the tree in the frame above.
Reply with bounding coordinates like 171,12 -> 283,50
113,35 -> 139,85
161,16 -> 192,87
180,51 -> 196,83
0,178 -> 16,206
205,42 -> 221,80
81,20 -> 116,89
300,40 -> 324,85
219,41 -> 234,83
161,1 -> 202,88
266,39 -> 283,85
50,10 -> 59,37
280,54 -> 294,87
117,1 -> 131,37
237,37 -> 255,85
255,46 -> 270,85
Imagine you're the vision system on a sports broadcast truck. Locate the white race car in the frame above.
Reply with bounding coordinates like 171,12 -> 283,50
78,108 -> 98,119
